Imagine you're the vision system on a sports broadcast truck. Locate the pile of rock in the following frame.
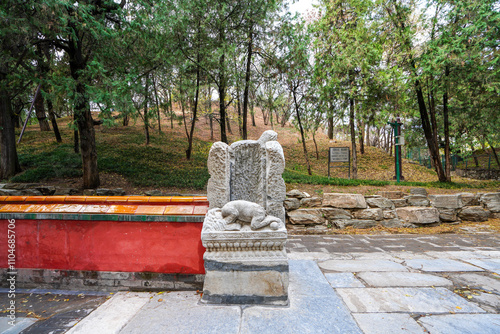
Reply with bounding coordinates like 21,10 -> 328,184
285,188 -> 500,231
0,183 -> 78,196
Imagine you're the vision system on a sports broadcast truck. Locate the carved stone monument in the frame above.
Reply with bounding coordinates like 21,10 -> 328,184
201,130 -> 288,305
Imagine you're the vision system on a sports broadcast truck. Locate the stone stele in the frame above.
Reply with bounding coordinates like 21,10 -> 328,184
201,131 -> 288,306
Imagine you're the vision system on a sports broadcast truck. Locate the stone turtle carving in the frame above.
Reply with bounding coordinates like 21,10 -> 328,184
221,200 -> 282,231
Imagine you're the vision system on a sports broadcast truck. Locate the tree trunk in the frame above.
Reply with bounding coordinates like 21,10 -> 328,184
226,112 -> 232,134
443,65 -> 451,182
358,119 -> 365,154
312,131 -> 319,160
153,76 -> 162,133
242,22 -> 253,140
349,97 -> 357,179
34,87 -> 51,131
143,75 -> 150,145
487,139 -> 500,168
292,89 -> 311,175
69,53 -> 99,188
328,115 -> 333,140
251,103 -> 256,127
0,80 -> 21,179
365,123 -> 370,147
47,95 -> 62,143
168,89 -> 174,129
186,58 -> 201,160
123,114 -> 129,126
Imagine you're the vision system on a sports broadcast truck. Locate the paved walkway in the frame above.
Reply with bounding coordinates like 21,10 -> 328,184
2,234 -> 500,333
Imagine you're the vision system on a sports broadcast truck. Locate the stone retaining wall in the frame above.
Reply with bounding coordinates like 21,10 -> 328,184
285,189 -> 500,231
455,169 -> 500,181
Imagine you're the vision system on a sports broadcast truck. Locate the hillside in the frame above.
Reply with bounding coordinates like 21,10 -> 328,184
10,109 -> 499,195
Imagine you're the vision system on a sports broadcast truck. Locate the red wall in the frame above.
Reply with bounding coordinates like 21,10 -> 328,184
0,219 -> 205,274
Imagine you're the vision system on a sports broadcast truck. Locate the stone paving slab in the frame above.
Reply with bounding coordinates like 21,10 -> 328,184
352,313 -> 426,334
0,317 -> 37,334
404,259 -> 484,272
319,259 -> 408,272
119,260 -> 361,334
120,292 -> 241,334
357,272 -> 453,287
418,314 -> 500,334
336,287 -> 486,313
464,259 -> 500,273
324,273 -> 365,288
448,273 -> 500,294
67,292 -> 154,334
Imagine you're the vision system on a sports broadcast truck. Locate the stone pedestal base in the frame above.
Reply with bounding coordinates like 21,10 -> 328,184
201,226 -> 289,305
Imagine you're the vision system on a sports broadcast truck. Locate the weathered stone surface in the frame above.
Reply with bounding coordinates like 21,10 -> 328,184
405,195 -> 430,207
459,206 -> 490,222
354,208 -> 383,221
321,208 -> 352,220
333,219 -> 377,229
405,259 -> 482,272
480,192 -> 500,212
376,191 -> 405,199
4,183 -> 41,190
95,188 -> 125,196
83,189 -> 95,196
21,188 -> 43,196
206,141 -> 231,209
438,209 -> 458,222
391,198 -> 408,207
319,259 -> 407,272
266,140 -> 286,223
323,193 -> 367,209
383,210 -> 397,219
288,209 -> 325,225
337,287 -> 485,313
35,185 -> 56,195
381,219 -> 406,228
300,197 -> 322,207
459,192 -> 480,206
286,189 -> 308,199
0,188 -> 23,196
284,198 -> 300,211
365,196 -> 394,209
230,140 -> 265,207
410,187 -> 428,196
429,194 -> 463,209
396,207 -> 439,224
53,187 -> 78,195
324,273 -> 364,288
357,272 -> 453,287
145,190 -> 162,196
419,314 -> 500,334
353,314 -> 425,334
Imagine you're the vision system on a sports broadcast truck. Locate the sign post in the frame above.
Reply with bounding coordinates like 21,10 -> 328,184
328,147 -> 350,179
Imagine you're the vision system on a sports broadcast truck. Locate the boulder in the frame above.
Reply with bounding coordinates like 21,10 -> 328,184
83,189 -> 95,196
323,193 -> 367,209
287,209 -> 325,225
300,197 -> 322,208
459,206 -> 490,222
391,199 -> 408,208
396,207 -> 440,225
381,219 -> 406,228
321,208 -> 352,220
480,193 -> 500,213
376,191 -> 405,199
0,189 -> 23,196
145,189 -> 163,196
354,208 -> 383,221
366,196 -> 394,209
437,209 -> 458,222
429,194 -> 463,209
21,189 -> 43,196
383,210 -> 397,219
284,198 -> 300,211
404,195 -> 429,207
54,188 -> 78,196
35,186 -> 56,196
459,193 -> 480,206
286,189 -> 308,199
333,219 -> 378,229
410,188 -> 428,196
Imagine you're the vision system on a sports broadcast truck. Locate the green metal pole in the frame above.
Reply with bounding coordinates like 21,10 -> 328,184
395,123 -> 400,183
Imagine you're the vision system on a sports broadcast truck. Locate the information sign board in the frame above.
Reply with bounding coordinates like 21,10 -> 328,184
328,147 -> 350,179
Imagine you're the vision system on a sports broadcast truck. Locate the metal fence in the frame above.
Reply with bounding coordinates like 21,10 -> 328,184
405,147 -> 499,171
